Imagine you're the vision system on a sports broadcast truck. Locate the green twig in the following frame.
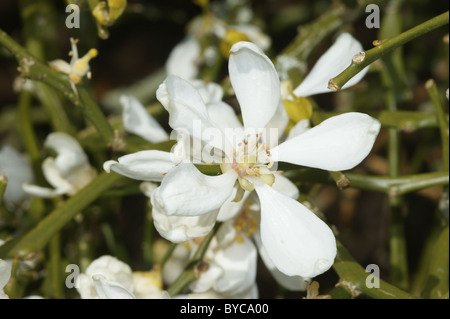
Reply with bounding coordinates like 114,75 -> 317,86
421,225 -> 449,298
166,222 -> 221,297
333,240 -> 416,299
425,79 -> 449,172
328,11 -> 449,91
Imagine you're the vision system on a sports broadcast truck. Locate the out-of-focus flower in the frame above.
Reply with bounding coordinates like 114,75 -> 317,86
0,259 -> 11,299
0,145 -> 34,210
120,94 -> 169,144
92,0 -> 127,27
76,255 -> 164,299
165,2 -> 271,81
23,132 -> 97,198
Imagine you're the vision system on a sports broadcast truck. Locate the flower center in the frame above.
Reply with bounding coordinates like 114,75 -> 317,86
220,133 -> 275,192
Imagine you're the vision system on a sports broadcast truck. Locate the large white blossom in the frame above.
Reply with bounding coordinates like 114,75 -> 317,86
104,39 -> 380,278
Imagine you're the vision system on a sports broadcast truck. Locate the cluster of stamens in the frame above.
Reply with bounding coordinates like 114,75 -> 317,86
221,133 -> 275,192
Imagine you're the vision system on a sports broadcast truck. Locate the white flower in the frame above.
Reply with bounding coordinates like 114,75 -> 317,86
104,41 -> 380,278
0,145 -> 34,209
77,255 -> 165,299
76,255 -> 135,299
22,132 -> 97,198
0,258 -> 12,299
120,94 -> 169,144
291,32 -> 369,98
165,10 -> 271,81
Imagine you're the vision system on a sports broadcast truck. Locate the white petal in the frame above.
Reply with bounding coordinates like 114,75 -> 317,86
120,95 -> 168,143
207,101 -> 243,133
151,163 -> 237,216
253,232 -> 309,291
22,183 -> 70,198
139,182 -> 158,198
189,263 -> 223,293
45,132 -> 88,176
286,119 -> 310,141
262,102 -> 289,149
271,112 -> 381,171
92,274 -> 136,299
271,174 -> 299,200
152,201 -> 219,243
48,59 -> 72,74
293,33 -> 368,97
229,41 -> 280,130
165,36 -> 201,81
0,259 -> 11,290
103,150 -> 176,181
156,75 -> 224,150
191,80 -> 224,104
213,236 -> 257,296
0,146 -> 33,208
217,188 -> 251,222
253,182 -> 336,277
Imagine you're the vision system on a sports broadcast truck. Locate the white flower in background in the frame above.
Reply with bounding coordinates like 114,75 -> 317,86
165,9 -> 271,81
23,132 -> 97,198
292,33 -> 368,97
104,40 -> 380,278
0,258 -> 12,299
120,94 -> 169,144
161,231 -> 258,299
279,33 -> 370,139
49,38 -> 98,87
76,255 -> 164,299
0,145 -> 34,210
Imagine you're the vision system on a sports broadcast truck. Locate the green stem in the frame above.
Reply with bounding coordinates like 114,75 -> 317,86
49,232 -> 64,299
421,225 -> 449,298
328,11 -> 449,91
425,79 -> 449,172
166,222 -> 221,296
333,240 -> 416,299
0,172 -> 125,259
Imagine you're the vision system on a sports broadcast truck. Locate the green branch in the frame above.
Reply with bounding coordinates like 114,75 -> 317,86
333,240 -> 416,299
328,11 -> 449,91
